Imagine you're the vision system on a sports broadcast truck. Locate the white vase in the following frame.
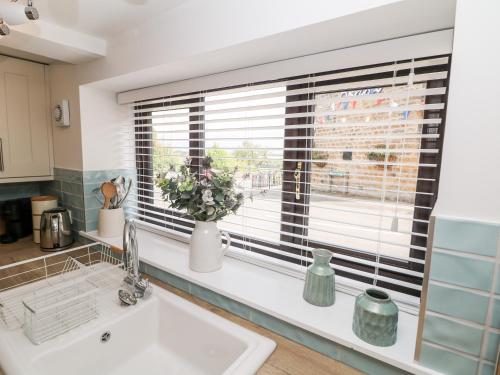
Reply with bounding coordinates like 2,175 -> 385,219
190,221 -> 231,272
97,208 -> 125,238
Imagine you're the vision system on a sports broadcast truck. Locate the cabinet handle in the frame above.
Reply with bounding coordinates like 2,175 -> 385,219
0,138 -> 3,172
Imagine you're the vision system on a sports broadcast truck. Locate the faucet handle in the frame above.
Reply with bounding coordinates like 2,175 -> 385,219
134,277 -> 152,299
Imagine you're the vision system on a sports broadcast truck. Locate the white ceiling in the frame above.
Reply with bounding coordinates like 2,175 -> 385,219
27,0 -> 188,38
0,0 -> 189,63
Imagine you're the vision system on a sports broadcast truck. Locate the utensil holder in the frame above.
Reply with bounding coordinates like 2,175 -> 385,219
97,208 -> 124,238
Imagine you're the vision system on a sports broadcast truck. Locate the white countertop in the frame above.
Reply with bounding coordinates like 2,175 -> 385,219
81,228 -> 440,375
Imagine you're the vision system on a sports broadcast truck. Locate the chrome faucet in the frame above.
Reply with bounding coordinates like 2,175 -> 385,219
122,218 -> 152,299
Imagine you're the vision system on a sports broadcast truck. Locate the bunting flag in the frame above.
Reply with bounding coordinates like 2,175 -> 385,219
403,110 -> 410,119
351,100 -> 357,109
375,98 -> 384,106
342,101 -> 349,110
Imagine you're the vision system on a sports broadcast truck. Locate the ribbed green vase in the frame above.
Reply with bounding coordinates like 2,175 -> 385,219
352,288 -> 399,347
303,249 -> 335,307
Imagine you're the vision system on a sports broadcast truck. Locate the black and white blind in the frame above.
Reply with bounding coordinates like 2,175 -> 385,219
123,54 -> 450,298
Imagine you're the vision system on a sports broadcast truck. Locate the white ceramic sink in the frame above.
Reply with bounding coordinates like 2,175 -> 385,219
0,284 -> 275,375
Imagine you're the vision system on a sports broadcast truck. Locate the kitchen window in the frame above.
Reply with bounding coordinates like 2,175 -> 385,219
130,55 -> 450,297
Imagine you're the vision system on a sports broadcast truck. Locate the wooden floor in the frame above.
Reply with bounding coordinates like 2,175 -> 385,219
0,237 -> 362,375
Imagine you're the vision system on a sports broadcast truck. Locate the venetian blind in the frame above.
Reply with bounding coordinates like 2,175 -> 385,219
123,55 -> 450,298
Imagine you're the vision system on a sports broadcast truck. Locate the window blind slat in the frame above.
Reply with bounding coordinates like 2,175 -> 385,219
131,56 -> 448,107
132,86 -> 447,115
130,118 -> 442,132
128,54 -> 449,297
128,211 -> 426,278
134,102 -> 446,121
128,195 -> 429,252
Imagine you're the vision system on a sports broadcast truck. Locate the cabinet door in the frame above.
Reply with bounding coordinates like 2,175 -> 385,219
0,57 -> 52,179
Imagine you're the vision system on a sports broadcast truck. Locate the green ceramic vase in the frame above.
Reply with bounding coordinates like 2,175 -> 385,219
303,249 -> 335,307
352,288 -> 399,347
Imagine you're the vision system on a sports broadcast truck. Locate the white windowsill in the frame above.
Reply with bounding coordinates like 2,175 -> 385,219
80,228 -> 440,375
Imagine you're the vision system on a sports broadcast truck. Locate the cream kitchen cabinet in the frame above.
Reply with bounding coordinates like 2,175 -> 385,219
0,57 -> 53,182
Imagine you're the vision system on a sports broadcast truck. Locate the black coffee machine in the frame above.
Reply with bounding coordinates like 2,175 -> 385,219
0,198 -> 33,244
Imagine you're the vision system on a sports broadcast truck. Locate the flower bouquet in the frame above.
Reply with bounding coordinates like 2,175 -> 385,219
156,156 -> 244,272
156,156 -> 244,222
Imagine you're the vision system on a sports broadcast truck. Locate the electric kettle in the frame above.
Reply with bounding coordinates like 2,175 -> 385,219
39,208 -> 74,251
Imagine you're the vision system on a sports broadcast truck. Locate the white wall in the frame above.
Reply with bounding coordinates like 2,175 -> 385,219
49,64 -> 83,170
47,0 -> 455,173
79,0 -> 455,93
434,0 -> 500,223
79,86 -> 130,171
50,0 -> 402,171
77,0 -> 401,87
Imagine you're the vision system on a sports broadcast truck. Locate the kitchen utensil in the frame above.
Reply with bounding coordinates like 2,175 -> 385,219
39,208 -> 74,251
116,179 -> 132,208
101,182 -> 117,209
111,176 -> 126,208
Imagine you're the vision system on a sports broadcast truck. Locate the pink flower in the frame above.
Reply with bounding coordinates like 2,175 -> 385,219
203,170 -> 213,181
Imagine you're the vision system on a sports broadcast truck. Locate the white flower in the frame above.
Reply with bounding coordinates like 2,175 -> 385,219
166,170 -> 177,180
202,189 -> 214,204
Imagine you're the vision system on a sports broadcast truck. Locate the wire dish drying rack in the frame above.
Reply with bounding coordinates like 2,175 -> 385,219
0,242 -> 127,345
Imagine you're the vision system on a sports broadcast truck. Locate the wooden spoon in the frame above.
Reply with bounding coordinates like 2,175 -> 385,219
101,182 -> 118,209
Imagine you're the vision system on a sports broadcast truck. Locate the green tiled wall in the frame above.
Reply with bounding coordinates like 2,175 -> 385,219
40,168 -> 86,232
83,169 -> 136,231
139,262 -> 411,375
39,168 -> 135,233
38,168 -> 136,233
0,181 -> 41,200
419,217 -> 500,375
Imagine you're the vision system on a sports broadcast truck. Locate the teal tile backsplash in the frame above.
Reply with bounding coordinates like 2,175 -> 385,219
419,343 -> 479,375
0,168 -> 135,233
423,314 -> 484,356
430,250 -> 495,291
419,216 -> 500,375
82,169 -> 135,231
434,218 -> 499,256
429,251 -> 494,291
496,265 -> 500,295
426,283 -> 489,324
0,181 -> 41,200
491,298 -> 500,329
40,168 -> 86,232
485,331 -> 500,362
480,363 -> 495,375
